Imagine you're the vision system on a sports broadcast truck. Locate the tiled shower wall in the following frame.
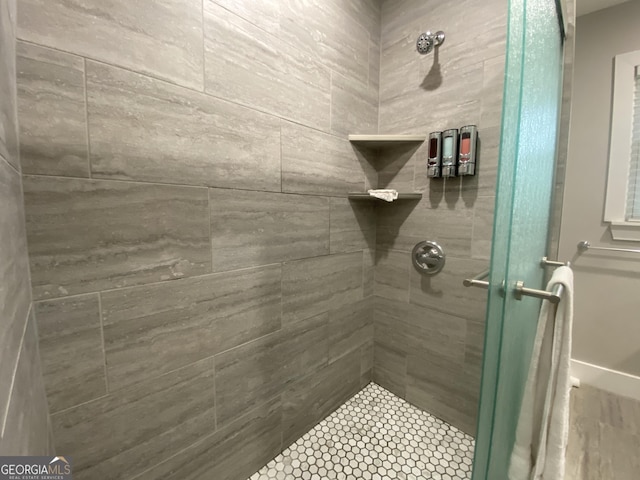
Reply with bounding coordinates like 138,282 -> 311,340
372,0 -> 507,435
17,1 -> 381,478
0,0 -> 52,455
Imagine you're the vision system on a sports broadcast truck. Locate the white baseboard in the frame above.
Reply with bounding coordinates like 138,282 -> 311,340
571,359 -> 640,401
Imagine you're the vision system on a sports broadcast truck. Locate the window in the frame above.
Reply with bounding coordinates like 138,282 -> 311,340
604,50 -> 640,241
626,67 -> 640,220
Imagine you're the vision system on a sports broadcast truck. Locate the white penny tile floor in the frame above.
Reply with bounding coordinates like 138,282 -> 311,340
249,382 -> 475,480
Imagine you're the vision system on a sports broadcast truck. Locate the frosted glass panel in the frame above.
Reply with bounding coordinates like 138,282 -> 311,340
626,72 -> 640,220
472,0 -> 563,478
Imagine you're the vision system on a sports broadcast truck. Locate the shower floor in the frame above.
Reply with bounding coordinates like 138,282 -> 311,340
249,383 -> 474,480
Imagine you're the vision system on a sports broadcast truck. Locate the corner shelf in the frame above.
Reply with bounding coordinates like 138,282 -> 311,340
348,134 -> 427,148
347,133 -> 424,204
348,193 -> 422,201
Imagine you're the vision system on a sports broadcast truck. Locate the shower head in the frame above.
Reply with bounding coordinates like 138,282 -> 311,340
416,31 -> 445,55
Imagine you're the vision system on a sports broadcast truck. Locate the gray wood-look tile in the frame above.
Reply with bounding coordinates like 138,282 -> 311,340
374,342 -> 406,384
0,158 -> 31,424
328,299 -> 373,363
375,197 -> 423,251
377,198 -> 474,258
379,60 -> 483,135
23,176 -> 211,300
211,0 -> 281,35
134,397 -> 282,480
373,345 -> 407,399
86,61 -> 281,192
211,0 -> 378,88
376,144 -> 420,192
373,296 -> 410,355
339,0 -> 381,48
16,42 -> 88,177
464,316 -> 487,370
369,37 -> 381,90
329,197 -> 375,254
361,340 -> 374,378
209,189 -> 329,272
51,359 -> 215,480
17,0 -> 204,90
35,294 -> 106,413
203,3 -> 330,131
330,71 -> 378,136
405,306 -> 467,367
0,0 -> 18,170
363,249 -> 376,298
374,249 -> 411,302
0,313 -> 51,455
423,205 -> 475,258
101,265 -> 282,391
279,0 -> 370,85
282,252 -> 364,325
281,122 -> 365,196
409,256 -> 488,321
373,292 -> 482,434
282,349 -> 361,448
480,55 -> 506,130
405,365 -> 479,436
566,385 -> 640,480
472,196 -> 495,260
215,313 -> 329,429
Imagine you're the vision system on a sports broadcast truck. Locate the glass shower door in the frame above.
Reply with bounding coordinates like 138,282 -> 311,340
472,0 -> 564,478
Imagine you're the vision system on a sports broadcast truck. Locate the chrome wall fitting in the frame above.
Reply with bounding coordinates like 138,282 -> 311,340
416,31 -> 445,55
412,241 -> 446,275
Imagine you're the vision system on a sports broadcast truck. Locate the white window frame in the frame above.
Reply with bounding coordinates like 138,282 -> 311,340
604,50 -> 640,241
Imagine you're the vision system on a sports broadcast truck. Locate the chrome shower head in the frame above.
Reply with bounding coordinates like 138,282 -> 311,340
416,31 -> 445,55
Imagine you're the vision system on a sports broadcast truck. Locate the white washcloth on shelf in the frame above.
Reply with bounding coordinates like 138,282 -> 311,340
508,266 -> 574,480
368,189 -> 399,202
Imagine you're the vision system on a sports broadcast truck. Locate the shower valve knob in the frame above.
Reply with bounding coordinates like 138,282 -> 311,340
412,241 -> 446,275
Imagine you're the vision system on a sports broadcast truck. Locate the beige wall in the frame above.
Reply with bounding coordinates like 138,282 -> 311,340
559,0 -> 640,377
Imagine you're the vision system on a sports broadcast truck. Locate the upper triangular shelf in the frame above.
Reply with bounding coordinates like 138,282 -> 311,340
348,134 -> 426,148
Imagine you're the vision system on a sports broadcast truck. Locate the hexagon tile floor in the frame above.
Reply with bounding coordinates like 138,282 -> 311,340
249,382 -> 474,480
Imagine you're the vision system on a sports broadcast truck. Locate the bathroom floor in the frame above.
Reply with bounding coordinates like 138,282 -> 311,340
565,384 -> 640,480
249,383 -> 474,480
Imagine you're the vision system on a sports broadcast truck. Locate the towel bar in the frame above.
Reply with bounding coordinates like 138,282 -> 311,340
578,240 -> 640,255
514,281 -> 563,304
462,268 -> 490,289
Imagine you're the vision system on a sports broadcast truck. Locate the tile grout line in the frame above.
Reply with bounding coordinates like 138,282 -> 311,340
212,355 -> 218,431
49,354 -> 217,417
201,0 -> 206,92
14,39 -> 360,144
0,303 -> 32,437
279,120 -> 283,193
329,69 -> 333,133
32,251 -> 361,302
83,57 -> 92,178
97,292 -> 109,395
0,151 -> 20,176
129,389 -> 284,480
21,172 -> 361,199
208,188 -> 214,272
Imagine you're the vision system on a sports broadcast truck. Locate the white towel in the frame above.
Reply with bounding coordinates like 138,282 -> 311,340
508,266 -> 574,480
368,189 -> 398,202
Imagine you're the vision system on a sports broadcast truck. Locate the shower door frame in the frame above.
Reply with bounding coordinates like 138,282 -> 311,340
471,0 -> 566,478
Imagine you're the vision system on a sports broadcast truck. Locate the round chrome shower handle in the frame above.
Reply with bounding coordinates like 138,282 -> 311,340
412,241 -> 446,275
